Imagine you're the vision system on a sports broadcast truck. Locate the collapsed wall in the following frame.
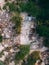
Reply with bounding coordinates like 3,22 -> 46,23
20,13 -> 36,45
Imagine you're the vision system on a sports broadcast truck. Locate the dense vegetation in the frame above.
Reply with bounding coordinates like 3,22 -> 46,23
3,0 -> 49,47
3,1 -> 22,34
19,0 -> 39,17
19,0 -> 49,47
36,0 -> 49,47
22,51 -> 40,65
2,0 -> 49,65
0,35 -> 2,42
11,12 -> 22,34
15,45 -> 30,61
0,61 -> 5,65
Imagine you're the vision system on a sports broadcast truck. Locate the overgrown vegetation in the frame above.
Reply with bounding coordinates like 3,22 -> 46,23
3,2 -> 20,12
2,0 -> 49,65
11,12 -> 22,34
3,1 -> 22,34
19,0 -> 49,47
19,1 -> 40,17
15,45 -> 30,61
0,61 -> 5,65
22,51 -> 40,65
0,35 -> 2,42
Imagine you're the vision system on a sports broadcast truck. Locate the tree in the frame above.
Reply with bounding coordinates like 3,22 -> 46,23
19,1 -> 39,16
36,0 -> 49,48
3,2 -> 20,12
15,45 -> 30,60
11,13 -> 22,34
37,0 -> 49,9
43,38 -> 49,47
36,25 -> 49,37
0,61 -> 5,65
0,35 -> 2,42
22,51 -> 40,65
36,0 -> 49,21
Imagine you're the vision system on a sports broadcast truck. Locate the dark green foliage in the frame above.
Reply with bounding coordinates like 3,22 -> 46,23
0,35 -> 2,42
19,0 -> 49,21
36,25 -> 49,47
37,0 -> 49,9
3,0 -> 49,47
19,1 -> 39,16
36,25 -> 49,37
11,15 -> 22,34
0,61 -> 5,65
35,0 -> 49,47
22,51 -> 40,65
43,38 -> 49,47
15,45 -> 30,60
3,2 -> 20,12
36,9 -> 49,22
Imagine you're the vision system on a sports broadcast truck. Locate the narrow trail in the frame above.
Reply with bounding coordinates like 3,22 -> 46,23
0,0 -> 5,9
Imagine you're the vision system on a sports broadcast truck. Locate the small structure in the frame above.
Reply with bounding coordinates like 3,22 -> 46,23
20,12 -> 36,45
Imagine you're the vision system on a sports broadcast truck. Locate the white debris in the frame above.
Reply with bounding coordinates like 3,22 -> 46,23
40,46 -> 48,52
0,55 -> 5,62
1,33 -> 4,37
3,28 -> 11,38
0,44 -> 4,52
3,51 -> 8,56
0,0 -> 5,9
10,49 -> 14,53
20,13 -> 35,45
4,44 -> 9,48
9,61 -> 15,65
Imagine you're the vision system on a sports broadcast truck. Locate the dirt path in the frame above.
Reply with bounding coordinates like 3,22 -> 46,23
0,0 -> 5,8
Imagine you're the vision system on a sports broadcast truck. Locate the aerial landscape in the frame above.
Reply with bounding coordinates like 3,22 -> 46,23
0,0 -> 49,65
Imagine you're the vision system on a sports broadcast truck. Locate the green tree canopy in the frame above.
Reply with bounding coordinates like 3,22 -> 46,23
15,45 -> 30,60
11,13 -> 22,34
3,2 -> 20,12
22,51 -> 40,65
0,35 -> 2,42
19,1 -> 39,16
36,25 -> 49,37
0,61 -> 5,65
37,0 -> 49,9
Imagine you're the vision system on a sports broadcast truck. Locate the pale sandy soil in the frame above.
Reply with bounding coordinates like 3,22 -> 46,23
0,0 -> 5,8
